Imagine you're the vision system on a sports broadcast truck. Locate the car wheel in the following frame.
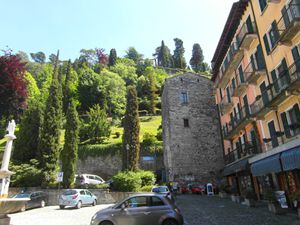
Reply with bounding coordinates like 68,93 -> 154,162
162,219 -> 179,225
59,205 -> 65,209
100,221 -> 114,225
40,200 -> 46,208
92,200 -> 97,206
76,201 -> 82,209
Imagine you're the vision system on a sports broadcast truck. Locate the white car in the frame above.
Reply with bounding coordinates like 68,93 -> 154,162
77,174 -> 105,187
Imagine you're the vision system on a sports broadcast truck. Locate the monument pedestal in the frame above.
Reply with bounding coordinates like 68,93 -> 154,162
0,214 -> 10,225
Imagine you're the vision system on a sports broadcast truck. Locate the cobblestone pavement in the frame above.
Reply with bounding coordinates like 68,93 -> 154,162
176,194 -> 300,225
9,204 -> 113,225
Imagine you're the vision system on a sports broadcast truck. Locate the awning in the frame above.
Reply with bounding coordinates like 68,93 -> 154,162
281,147 -> 300,171
223,158 -> 249,176
251,154 -> 282,176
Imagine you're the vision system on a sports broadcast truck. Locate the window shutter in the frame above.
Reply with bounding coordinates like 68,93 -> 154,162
271,21 -> 280,43
293,104 -> 300,122
256,44 -> 266,69
263,34 -> 270,54
280,112 -> 291,137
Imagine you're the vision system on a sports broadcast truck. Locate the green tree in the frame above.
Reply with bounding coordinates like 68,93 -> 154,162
145,70 -> 158,115
38,55 -> 63,186
157,40 -> 172,67
172,38 -> 186,69
122,86 -> 140,171
61,100 -> 79,188
110,59 -> 138,85
108,48 -> 117,67
125,47 -> 143,64
24,71 -> 40,102
30,52 -> 46,64
86,104 -> 111,144
190,43 -> 204,73
78,49 -> 97,68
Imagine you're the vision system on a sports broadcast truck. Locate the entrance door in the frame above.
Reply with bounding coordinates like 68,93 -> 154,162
268,121 -> 279,148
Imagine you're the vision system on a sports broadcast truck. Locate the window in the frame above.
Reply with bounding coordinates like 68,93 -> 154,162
270,58 -> 289,94
151,197 -> 165,206
263,21 -> 280,54
281,104 -> 300,138
258,0 -> 267,13
183,119 -> 189,128
180,92 -> 188,104
126,196 -> 148,208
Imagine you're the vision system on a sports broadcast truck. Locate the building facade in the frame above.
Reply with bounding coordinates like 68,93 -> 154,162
162,73 -> 224,185
211,0 -> 300,202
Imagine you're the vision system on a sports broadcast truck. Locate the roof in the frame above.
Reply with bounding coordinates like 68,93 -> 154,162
211,0 -> 249,82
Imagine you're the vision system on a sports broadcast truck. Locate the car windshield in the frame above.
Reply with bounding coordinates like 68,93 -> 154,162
14,193 -> 31,198
153,187 -> 168,193
63,190 -> 77,195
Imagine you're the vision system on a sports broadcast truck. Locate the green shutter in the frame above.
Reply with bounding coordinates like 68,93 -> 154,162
280,112 -> 291,137
271,21 -> 280,43
263,34 -> 270,54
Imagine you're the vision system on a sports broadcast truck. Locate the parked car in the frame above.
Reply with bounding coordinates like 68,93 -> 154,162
151,185 -> 174,201
190,184 -> 205,194
14,191 -> 48,211
180,186 -> 189,194
76,174 -> 105,187
59,189 -> 97,209
90,193 -> 184,225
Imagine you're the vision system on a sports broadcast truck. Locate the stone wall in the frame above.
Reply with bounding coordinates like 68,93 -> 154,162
162,73 -> 224,185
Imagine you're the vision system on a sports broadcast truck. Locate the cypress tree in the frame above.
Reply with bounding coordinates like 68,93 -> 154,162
108,48 -> 117,67
63,60 -> 72,114
61,100 -> 79,188
190,43 -> 204,73
38,52 -> 63,186
147,73 -> 157,115
172,38 -> 187,69
158,40 -> 171,68
122,86 -> 140,171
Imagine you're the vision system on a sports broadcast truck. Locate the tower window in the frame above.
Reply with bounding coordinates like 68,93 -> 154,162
180,92 -> 188,104
183,119 -> 189,127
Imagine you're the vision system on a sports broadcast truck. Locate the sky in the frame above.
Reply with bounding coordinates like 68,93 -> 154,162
0,0 -> 237,65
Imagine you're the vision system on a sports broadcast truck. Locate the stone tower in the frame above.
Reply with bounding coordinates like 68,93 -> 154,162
162,72 -> 223,184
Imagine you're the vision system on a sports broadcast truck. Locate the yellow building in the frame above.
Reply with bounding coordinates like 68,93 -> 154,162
212,0 -> 300,202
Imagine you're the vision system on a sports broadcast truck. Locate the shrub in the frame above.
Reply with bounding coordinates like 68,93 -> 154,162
139,185 -> 152,192
10,159 -> 43,187
138,170 -> 155,186
112,171 -> 142,192
115,132 -> 121,138
78,143 -> 122,160
86,183 -> 109,189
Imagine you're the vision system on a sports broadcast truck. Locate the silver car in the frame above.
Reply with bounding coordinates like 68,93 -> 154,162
59,189 -> 97,209
90,193 -> 183,225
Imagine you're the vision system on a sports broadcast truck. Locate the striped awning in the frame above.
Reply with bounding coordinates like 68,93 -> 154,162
281,147 -> 300,171
251,154 -> 282,176
223,158 -> 249,176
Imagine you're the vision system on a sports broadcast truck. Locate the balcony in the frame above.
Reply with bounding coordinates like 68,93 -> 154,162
267,0 -> 281,3
220,95 -> 234,114
277,3 -> 300,45
237,22 -> 258,50
231,78 -> 248,98
223,105 -> 254,140
250,59 -> 300,119
224,142 -> 260,165
244,60 -> 267,85
218,42 -> 244,88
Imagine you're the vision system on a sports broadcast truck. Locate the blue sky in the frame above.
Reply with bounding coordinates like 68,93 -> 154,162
0,0 -> 236,64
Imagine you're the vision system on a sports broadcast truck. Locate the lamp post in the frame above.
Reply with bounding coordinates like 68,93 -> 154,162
126,144 -> 129,170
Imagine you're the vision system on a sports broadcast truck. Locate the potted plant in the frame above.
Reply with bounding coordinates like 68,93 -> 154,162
230,186 -> 241,203
290,190 -> 300,218
242,188 -> 256,207
218,184 -> 230,198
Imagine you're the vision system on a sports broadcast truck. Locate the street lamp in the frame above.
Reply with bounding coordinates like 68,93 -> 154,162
126,144 -> 129,170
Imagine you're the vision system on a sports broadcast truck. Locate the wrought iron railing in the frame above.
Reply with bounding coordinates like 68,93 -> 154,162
224,142 -> 260,164
236,21 -> 257,47
244,59 -> 266,81
277,3 -> 300,33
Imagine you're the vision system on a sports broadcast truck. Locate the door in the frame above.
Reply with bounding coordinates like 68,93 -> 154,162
246,16 -> 254,33
148,196 -> 170,224
243,95 -> 250,117
114,196 -> 152,225
85,190 -> 94,204
260,82 -> 269,106
268,121 -> 279,148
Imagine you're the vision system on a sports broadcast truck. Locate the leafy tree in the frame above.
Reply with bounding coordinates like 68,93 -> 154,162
16,51 -> 29,63
172,38 -> 187,69
95,48 -> 108,65
108,48 -> 117,67
147,71 -> 158,115
125,47 -> 143,64
38,56 -> 63,186
110,59 -> 138,85
122,86 -> 140,171
78,49 -> 97,67
0,53 -> 27,120
85,104 -> 111,144
13,99 -> 43,163
49,53 -> 58,64
136,58 -> 153,76
61,100 -> 79,188
30,51 -> 46,64
24,72 -> 40,101
77,66 -> 104,112
190,43 -> 204,73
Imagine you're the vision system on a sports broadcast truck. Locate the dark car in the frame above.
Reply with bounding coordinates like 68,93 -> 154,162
14,191 -> 48,211
90,193 -> 184,225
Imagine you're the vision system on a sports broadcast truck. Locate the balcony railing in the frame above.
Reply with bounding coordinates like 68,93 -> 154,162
244,59 -> 267,85
218,42 -> 244,88
223,105 -> 254,139
277,3 -> 300,44
236,22 -> 257,50
250,59 -> 300,118
224,142 -> 260,165
232,75 -> 248,97
220,95 -> 234,114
